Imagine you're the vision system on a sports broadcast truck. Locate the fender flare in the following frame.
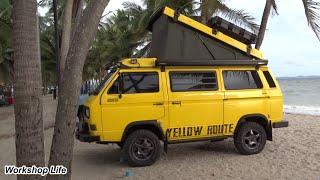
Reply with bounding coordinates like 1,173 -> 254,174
121,120 -> 165,142
235,114 -> 272,141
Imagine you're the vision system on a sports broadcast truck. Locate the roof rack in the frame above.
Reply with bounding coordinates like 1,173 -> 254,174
156,59 -> 268,66
119,58 -> 268,68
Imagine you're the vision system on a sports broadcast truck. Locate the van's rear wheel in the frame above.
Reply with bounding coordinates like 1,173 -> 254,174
234,122 -> 266,155
123,130 -> 160,167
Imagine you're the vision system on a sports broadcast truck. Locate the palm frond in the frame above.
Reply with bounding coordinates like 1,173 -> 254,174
0,6 -> 10,18
270,0 -> 279,15
123,1 -> 142,12
216,1 -> 259,33
133,42 -> 151,57
302,0 -> 320,40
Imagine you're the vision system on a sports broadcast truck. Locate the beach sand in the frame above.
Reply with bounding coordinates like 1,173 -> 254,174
0,96 -> 319,180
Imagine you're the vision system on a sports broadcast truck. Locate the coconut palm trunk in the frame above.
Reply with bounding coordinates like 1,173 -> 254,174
47,1 -> 110,179
200,0 -> 215,24
256,0 -> 320,50
255,0 -> 273,50
12,0 -> 45,180
59,0 -> 74,79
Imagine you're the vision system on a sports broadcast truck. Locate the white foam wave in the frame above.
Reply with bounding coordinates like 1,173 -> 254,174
284,105 -> 320,116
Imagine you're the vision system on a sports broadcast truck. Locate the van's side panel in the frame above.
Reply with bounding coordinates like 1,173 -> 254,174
260,67 -> 283,122
222,67 -> 269,136
165,67 -> 224,141
161,69 -> 170,133
84,71 -> 119,139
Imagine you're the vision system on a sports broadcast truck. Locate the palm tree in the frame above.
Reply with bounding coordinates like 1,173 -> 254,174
12,0 -> 45,179
200,0 -> 259,32
256,0 -> 320,49
41,33 -> 57,87
47,1 -> 112,179
82,10 -> 140,80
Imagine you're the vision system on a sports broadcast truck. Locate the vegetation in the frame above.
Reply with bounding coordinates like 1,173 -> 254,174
0,0 -> 13,84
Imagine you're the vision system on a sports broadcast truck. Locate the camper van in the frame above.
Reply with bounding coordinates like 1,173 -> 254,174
76,7 -> 288,167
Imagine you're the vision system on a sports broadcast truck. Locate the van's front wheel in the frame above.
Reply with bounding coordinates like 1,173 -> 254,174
234,122 -> 266,155
123,130 -> 160,167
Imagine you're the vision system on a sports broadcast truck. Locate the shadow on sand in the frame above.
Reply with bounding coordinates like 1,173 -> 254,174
75,140 -> 238,167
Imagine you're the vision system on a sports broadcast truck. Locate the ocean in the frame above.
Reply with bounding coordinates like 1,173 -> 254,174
278,77 -> 320,116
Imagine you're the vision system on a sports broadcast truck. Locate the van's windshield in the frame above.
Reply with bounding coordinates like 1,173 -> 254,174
91,68 -> 118,95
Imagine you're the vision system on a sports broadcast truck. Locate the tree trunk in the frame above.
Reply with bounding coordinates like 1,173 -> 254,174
47,1 -> 110,179
53,0 -> 60,99
200,0 -> 215,24
59,0 -> 74,79
12,0 -> 45,180
71,0 -> 84,43
255,0 -> 272,50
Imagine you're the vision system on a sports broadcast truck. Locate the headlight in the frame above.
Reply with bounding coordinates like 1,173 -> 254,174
84,107 -> 90,118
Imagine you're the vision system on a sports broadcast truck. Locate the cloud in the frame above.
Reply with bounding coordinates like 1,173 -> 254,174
227,0 -> 320,77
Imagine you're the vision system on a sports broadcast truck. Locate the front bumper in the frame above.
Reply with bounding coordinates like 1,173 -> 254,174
76,105 -> 99,142
272,121 -> 289,128
76,132 -> 99,142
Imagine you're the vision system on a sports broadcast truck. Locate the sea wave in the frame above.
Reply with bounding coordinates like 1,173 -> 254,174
284,105 -> 320,116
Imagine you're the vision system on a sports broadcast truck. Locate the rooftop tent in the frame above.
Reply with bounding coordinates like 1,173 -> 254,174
147,7 -> 266,66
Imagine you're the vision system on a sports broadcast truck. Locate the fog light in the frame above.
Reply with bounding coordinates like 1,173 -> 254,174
84,107 -> 90,118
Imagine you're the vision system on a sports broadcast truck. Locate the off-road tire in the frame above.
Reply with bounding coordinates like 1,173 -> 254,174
123,130 -> 160,167
234,122 -> 267,155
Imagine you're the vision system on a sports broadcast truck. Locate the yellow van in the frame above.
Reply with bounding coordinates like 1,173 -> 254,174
76,6 -> 288,166
76,58 -> 288,166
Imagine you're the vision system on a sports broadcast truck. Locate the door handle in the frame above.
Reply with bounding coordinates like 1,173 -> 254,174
171,101 -> 181,105
262,92 -> 270,98
153,102 -> 164,106
107,98 -> 118,102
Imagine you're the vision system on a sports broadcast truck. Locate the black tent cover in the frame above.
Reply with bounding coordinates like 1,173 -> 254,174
147,7 -> 267,66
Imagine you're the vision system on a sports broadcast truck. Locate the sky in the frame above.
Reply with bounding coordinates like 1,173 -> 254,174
41,0 -> 320,77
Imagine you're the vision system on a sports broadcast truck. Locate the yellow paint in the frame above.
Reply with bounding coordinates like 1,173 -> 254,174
162,7 -> 264,60
83,63 -> 283,142
121,58 -> 157,68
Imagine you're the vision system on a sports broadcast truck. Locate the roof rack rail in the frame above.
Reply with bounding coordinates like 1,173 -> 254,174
156,59 -> 268,66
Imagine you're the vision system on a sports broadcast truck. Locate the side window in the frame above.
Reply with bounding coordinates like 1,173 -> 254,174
223,70 -> 263,90
108,77 -> 119,94
263,71 -> 276,88
170,71 -> 217,92
122,72 -> 159,94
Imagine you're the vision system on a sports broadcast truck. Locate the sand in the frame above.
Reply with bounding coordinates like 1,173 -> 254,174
0,96 -> 319,180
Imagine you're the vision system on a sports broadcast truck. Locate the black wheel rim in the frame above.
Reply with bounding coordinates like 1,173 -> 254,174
243,129 -> 261,150
131,137 -> 155,161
